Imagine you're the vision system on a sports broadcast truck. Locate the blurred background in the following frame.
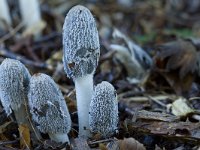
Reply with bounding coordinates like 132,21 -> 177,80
1,0 -> 200,149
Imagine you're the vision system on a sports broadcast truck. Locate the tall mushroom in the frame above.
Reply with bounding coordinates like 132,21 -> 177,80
28,73 -> 71,144
0,58 -> 31,125
89,81 -> 118,137
63,5 -> 100,137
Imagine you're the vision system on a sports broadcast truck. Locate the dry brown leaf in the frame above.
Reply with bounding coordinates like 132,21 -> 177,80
154,39 -> 200,95
118,138 -> 146,150
128,119 -> 200,140
155,39 -> 198,78
18,124 -> 31,149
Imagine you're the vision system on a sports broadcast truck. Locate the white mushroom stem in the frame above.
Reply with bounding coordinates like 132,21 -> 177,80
19,0 -> 45,36
49,133 -> 70,144
0,0 -> 11,25
19,0 -> 41,27
14,104 -> 42,140
75,74 -> 93,137
13,105 -> 27,125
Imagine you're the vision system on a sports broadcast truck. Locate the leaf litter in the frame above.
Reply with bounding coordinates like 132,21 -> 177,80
1,0 -> 200,149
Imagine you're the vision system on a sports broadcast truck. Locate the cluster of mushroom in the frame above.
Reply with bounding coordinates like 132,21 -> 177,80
0,5 -> 118,147
63,5 -> 118,138
0,58 -> 71,144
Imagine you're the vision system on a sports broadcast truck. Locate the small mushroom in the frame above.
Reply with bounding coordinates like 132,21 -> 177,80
89,81 -> 118,138
63,5 -> 100,137
0,58 -> 31,125
28,73 -> 71,144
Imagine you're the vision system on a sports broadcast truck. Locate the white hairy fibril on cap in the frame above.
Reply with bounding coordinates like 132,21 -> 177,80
89,81 -> 118,137
63,5 -> 100,80
62,5 -> 100,137
28,73 -> 71,143
0,58 -> 31,116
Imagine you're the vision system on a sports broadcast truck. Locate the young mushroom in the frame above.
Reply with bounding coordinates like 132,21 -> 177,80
0,58 -> 31,125
89,81 -> 118,138
63,5 -> 100,137
28,73 -> 71,144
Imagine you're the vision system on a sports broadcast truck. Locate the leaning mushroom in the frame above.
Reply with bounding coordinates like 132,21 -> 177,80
63,5 -> 100,137
0,58 -> 31,125
28,73 -> 71,144
89,81 -> 118,137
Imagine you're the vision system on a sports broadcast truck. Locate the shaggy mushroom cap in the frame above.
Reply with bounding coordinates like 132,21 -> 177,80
28,73 -> 71,134
63,5 -> 100,80
89,81 -> 118,137
0,58 -> 31,115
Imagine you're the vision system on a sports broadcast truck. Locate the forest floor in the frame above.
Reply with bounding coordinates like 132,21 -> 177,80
0,0 -> 200,150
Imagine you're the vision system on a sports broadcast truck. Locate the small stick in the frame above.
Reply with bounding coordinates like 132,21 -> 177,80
88,138 -> 114,145
0,48 -> 53,70
0,23 -> 24,44
0,139 -> 19,146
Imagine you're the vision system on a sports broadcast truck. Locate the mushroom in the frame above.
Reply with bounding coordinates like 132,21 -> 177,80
0,58 -> 31,125
0,58 -> 42,140
0,0 -> 11,26
19,0 -> 45,36
28,73 -> 71,144
63,5 -> 100,137
89,81 -> 118,137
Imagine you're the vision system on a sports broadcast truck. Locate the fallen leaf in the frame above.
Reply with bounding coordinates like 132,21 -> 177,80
169,97 -> 195,117
118,138 -> 146,150
154,39 -> 200,95
18,124 -> 31,149
110,28 -> 152,84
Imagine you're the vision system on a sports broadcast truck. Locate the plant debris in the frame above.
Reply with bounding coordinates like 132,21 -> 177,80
0,0 -> 200,150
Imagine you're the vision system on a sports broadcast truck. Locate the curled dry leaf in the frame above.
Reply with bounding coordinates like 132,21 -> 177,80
110,28 -> 152,84
154,39 -> 200,95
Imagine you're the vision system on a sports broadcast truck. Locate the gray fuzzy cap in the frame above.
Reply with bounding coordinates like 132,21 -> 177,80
0,58 -> 31,115
89,81 -> 118,137
63,5 -> 100,80
28,73 -> 71,134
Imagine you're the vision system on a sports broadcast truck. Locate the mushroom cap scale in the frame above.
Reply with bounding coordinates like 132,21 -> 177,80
28,73 -> 71,134
0,58 -> 31,115
89,81 -> 118,137
63,5 -> 100,80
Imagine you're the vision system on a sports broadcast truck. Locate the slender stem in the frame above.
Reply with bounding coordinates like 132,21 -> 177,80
19,0 -> 41,27
13,104 -> 42,140
75,74 -> 93,137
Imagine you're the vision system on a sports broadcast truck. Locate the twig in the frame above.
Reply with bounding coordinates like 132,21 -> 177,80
189,97 -> 200,101
0,146 -> 20,150
0,139 -> 19,146
148,96 -> 167,108
88,138 -> 114,145
0,23 -> 24,44
0,48 -> 53,70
